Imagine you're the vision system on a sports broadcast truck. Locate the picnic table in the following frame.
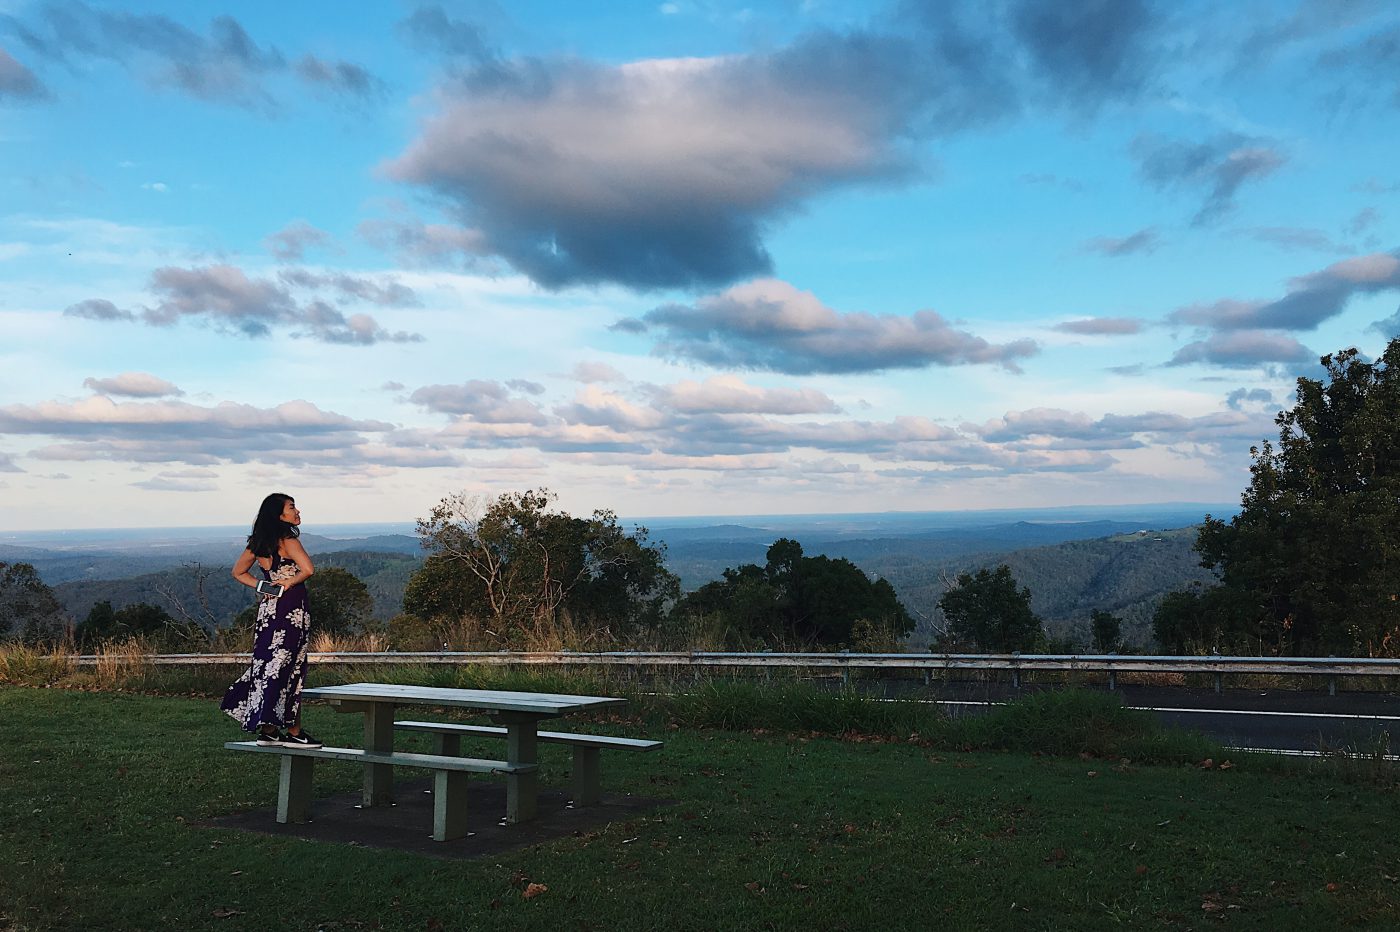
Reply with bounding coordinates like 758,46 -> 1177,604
300,682 -> 627,823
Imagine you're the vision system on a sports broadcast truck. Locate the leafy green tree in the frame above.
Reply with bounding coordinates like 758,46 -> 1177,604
75,600 -> 175,646
0,562 -> 68,645
1151,585 -> 1256,655
669,539 -> 914,648
1090,609 -> 1122,653
1192,340 -> 1400,656
76,601 -> 119,646
937,564 -> 1042,652
402,553 -> 487,623
309,566 -> 374,636
413,488 -> 678,637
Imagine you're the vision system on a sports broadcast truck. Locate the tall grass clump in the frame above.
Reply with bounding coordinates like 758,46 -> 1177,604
660,679 -> 939,737
0,641 -> 74,686
949,688 -> 1225,762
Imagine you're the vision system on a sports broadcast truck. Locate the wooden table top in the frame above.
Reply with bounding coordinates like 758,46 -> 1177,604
301,682 -> 626,715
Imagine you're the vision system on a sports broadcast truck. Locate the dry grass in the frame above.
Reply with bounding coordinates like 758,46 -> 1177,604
0,641 -> 74,686
90,637 -> 154,690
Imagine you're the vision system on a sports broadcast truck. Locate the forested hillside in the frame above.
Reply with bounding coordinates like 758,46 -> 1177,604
872,528 -> 1216,649
54,550 -> 419,629
49,530 -> 1212,651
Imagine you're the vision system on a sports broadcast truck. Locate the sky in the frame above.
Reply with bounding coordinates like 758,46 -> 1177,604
1,0 -> 1398,532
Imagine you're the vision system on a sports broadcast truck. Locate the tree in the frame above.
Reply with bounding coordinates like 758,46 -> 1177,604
1090,610 -> 1122,653
668,539 -> 914,648
1151,585 -> 1256,655
309,566 -> 374,636
937,564 -> 1042,652
0,562 -> 67,645
1192,340 -> 1400,656
75,600 -> 176,646
412,488 -> 678,637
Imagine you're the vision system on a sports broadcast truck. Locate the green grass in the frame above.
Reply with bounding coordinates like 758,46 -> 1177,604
3,686 -> 1399,930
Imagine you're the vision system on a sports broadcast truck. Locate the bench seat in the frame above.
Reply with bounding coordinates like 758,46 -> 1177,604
225,741 -> 534,841
393,721 -> 661,806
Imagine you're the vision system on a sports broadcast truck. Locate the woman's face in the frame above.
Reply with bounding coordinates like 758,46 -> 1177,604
280,499 -> 301,526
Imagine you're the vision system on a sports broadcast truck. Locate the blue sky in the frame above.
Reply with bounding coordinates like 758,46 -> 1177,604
1,0 -> 1398,531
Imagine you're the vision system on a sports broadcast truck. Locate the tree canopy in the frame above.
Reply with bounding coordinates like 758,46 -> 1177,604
669,538 -> 914,648
0,562 -> 67,645
1190,339 -> 1400,656
937,564 -> 1042,652
411,488 -> 678,639
309,566 -> 374,636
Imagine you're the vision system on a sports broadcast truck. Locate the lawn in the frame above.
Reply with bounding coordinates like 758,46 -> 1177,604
2,685 -> 1397,931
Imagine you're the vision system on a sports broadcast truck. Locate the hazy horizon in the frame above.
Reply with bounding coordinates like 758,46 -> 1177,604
1,501 -> 1238,548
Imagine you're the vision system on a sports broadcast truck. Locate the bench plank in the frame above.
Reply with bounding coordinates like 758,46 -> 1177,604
224,741 -> 534,774
225,742 -> 536,841
393,721 -> 662,751
392,721 -> 661,809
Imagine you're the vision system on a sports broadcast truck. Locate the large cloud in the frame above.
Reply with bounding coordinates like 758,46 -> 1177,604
383,3 -> 1166,289
1168,330 -> 1315,367
1173,250 -> 1400,331
64,264 -> 422,345
624,278 -> 1037,374
0,394 -> 423,470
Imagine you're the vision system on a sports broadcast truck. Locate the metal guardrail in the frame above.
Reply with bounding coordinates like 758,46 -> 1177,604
69,650 -> 1400,694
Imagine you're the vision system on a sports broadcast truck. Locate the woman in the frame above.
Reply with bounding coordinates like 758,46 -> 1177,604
220,493 -> 322,748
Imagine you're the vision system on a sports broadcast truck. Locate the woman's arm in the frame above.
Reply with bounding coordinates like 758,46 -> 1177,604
278,536 -> 316,588
231,548 -> 261,590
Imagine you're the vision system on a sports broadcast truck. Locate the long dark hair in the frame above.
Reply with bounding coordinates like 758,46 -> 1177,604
247,492 -> 299,558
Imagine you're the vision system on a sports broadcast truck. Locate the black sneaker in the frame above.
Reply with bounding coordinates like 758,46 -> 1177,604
255,728 -> 283,746
279,729 -> 322,749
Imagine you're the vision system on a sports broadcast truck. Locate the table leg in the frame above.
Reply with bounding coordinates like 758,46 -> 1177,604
363,700 -> 395,806
491,712 -> 541,823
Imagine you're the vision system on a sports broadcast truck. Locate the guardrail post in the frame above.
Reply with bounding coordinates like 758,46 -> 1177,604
923,669 -> 931,687
1213,672 -> 1222,695
1011,653 -> 1021,690
1328,655 -> 1337,697
1107,671 -> 1116,691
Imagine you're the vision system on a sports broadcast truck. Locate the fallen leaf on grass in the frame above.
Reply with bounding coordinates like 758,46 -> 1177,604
1135,865 -> 1148,876
210,908 -> 243,919
1087,771 -> 1099,778
744,882 -> 765,895
1044,848 -> 1067,864
1200,758 -> 1215,769
522,883 -> 548,899
1325,883 -> 1339,893
1219,760 -> 1234,770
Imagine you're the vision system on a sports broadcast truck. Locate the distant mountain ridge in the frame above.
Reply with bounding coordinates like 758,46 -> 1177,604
36,518 -> 1217,651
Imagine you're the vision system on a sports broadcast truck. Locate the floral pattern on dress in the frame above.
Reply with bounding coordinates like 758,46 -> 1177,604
220,553 -> 312,732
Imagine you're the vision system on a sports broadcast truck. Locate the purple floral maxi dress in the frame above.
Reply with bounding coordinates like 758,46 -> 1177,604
220,554 -> 312,733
